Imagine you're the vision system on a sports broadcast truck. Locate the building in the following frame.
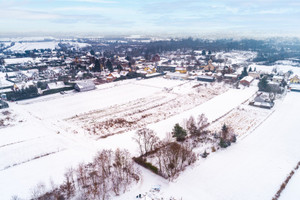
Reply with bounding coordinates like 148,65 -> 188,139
200,60 -> 216,72
290,84 -> 300,92
75,80 -> 95,92
197,75 -> 215,82
156,65 -> 176,73
240,76 -> 254,86
47,81 -> 66,90
165,72 -> 189,80
250,93 -> 274,109
289,75 -> 300,84
224,74 -> 238,80
175,67 -> 187,74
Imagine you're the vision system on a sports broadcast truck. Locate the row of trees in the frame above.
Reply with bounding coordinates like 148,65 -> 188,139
173,114 -> 209,141
28,149 -> 139,200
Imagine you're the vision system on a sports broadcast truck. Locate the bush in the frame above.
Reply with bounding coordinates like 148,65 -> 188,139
219,138 -> 231,148
133,157 -> 159,175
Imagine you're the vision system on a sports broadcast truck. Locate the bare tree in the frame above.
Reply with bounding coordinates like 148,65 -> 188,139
156,142 -> 196,180
61,168 -> 75,199
186,116 -> 198,136
133,128 -> 160,156
31,182 -> 46,200
197,114 -> 209,135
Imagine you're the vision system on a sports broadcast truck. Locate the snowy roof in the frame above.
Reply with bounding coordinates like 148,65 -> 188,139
47,81 -> 66,90
224,74 -> 238,78
290,84 -> 300,90
75,80 -> 95,89
273,75 -> 284,80
120,71 -> 129,76
240,76 -> 254,83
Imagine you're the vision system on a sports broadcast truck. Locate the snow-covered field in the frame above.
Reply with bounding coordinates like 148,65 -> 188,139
2,40 -> 90,52
4,57 -> 42,65
115,92 -> 300,200
208,104 -> 272,137
60,42 -> 91,49
215,50 -> 257,65
66,81 -> 228,138
0,76 -> 299,199
250,62 -> 300,76
281,167 -> 300,200
7,42 -> 59,52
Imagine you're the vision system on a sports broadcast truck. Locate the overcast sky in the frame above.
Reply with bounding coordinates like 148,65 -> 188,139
0,0 -> 300,37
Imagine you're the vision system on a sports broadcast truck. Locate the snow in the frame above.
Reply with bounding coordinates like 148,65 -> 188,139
4,57 -> 41,65
0,72 -> 14,87
250,63 -> 300,76
116,92 -> 300,200
7,42 -> 59,52
215,51 -> 257,65
60,42 -> 91,48
0,37 -> 56,42
281,168 -> 300,200
0,76 -> 299,199
148,87 -> 257,139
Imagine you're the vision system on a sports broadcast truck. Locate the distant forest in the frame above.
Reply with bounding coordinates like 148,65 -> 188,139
91,37 -> 300,65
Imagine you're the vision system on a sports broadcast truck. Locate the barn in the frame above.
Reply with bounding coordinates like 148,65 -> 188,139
75,80 -> 95,92
197,75 -> 215,82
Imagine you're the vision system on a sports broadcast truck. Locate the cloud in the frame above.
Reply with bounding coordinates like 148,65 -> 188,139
58,0 -> 118,4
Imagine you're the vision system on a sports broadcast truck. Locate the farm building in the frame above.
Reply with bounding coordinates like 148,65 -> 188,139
47,81 -> 66,90
240,76 -> 254,86
165,72 -> 189,80
156,65 -> 176,73
197,75 -> 215,82
75,80 -> 95,92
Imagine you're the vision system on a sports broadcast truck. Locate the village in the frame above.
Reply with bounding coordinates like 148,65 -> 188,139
1,38 -> 298,109
0,38 -> 300,200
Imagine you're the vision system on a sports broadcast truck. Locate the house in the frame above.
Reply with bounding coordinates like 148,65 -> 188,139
250,93 -> 274,109
269,81 -> 284,93
106,72 -> 120,81
119,70 -> 129,77
289,75 -> 300,84
175,67 -> 187,74
201,60 -> 216,72
197,75 -> 215,82
144,65 -> 156,74
240,76 -> 254,87
75,80 -> 95,92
